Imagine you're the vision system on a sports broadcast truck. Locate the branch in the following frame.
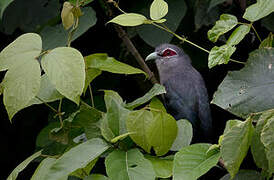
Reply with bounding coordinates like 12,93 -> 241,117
102,0 -> 158,84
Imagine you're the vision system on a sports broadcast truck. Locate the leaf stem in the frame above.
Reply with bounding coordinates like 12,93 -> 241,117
251,24 -> 262,42
88,84 -> 95,107
58,99 -> 63,128
35,96 -> 58,113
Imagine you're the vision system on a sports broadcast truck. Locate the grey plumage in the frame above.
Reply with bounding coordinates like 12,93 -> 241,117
146,44 -> 213,140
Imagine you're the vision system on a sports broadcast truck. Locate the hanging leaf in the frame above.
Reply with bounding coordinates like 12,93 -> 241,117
46,138 -> 110,180
173,143 -> 220,180
108,13 -> 147,27
207,14 -> 238,43
41,47 -> 85,105
105,149 -> 156,180
243,0 -> 274,22
126,110 -> 153,153
212,48 -> 274,118
2,52 -> 41,120
7,150 -> 42,180
171,119 -> 193,151
208,44 -> 236,68
227,25 -> 251,46
85,53 -> 146,76
220,118 -> 254,179
126,84 -> 166,109
150,0 -> 168,20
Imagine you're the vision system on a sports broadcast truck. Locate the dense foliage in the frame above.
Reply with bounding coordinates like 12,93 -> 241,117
1,0 -> 273,179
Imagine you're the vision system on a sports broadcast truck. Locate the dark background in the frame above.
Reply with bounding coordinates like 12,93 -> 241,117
0,0 -> 272,179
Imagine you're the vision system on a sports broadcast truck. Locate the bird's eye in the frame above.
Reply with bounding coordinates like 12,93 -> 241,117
162,49 -> 177,57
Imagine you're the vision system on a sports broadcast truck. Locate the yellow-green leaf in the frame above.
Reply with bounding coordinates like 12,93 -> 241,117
150,0 -> 168,20
61,2 -> 75,30
108,13 -> 147,27
243,0 -> 274,22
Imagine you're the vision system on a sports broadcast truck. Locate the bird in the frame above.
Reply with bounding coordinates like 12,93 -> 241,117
145,43 -> 213,141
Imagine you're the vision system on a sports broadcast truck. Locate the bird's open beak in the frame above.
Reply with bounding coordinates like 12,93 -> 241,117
145,52 -> 159,61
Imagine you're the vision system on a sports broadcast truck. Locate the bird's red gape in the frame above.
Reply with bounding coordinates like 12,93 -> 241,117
161,48 -> 177,57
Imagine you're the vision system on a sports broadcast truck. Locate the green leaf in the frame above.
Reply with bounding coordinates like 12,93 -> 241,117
105,149 -> 156,180
46,138 -> 110,180
110,132 -> 134,143
171,119 -> 193,151
100,114 -> 115,141
173,143 -> 220,180
259,32 -> 274,49
2,52 -> 41,120
85,53 -> 146,76
73,103 -> 103,139
108,13 -> 147,27
41,7 -> 97,50
84,174 -> 109,180
126,84 -> 166,109
104,90 -> 130,136
61,2 -> 74,30
220,118 -> 254,179
150,0 -> 168,20
36,122 -> 60,148
251,110 -> 273,171
145,155 -> 173,178
31,158 -> 65,180
28,74 -> 63,106
261,113 -> 274,173
84,68 -> 101,94
220,170 -> 262,180
0,0 -> 14,19
212,48 -> 274,118
208,44 -> 236,68
0,33 -> 42,71
149,97 -> 166,112
126,110 -> 153,153
70,158 -> 98,179
208,0 -> 227,12
207,14 -> 238,43
7,150 -> 42,180
137,0 -> 187,47
41,47 -> 85,105
227,25 -> 251,46
243,0 -> 274,22
146,111 -> 178,156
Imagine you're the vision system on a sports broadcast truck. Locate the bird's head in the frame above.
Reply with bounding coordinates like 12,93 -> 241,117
145,44 -> 190,67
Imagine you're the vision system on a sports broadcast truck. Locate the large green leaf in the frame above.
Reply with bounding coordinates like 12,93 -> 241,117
220,118 -> 254,179
146,111 -> 178,156
208,44 -> 236,68
41,47 -> 85,105
171,119 -> 193,151
261,113 -> 274,173
46,138 -> 110,180
212,48 -> 274,118
7,150 -> 42,180
3,52 -> 41,120
70,158 -> 98,179
126,84 -> 166,109
108,13 -> 147,26
0,0 -> 14,19
126,110 -> 153,153
150,0 -> 168,20
105,149 -> 156,180
173,143 -> 220,180
85,53 -> 146,76
207,14 -> 238,43
220,170 -> 262,180
243,0 -> 274,22
137,0 -> 187,47
251,110 -> 273,171
28,74 -> 63,106
41,7 -> 97,50
145,155 -> 173,178
149,97 -> 166,112
227,25 -> 251,46
31,158 -> 66,180
0,33 -> 42,71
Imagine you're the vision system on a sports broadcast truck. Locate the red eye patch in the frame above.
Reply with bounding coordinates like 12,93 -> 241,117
161,48 -> 177,57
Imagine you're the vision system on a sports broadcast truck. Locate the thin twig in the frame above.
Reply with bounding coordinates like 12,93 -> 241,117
88,84 -> 95,107
251,24 -> 262,43
58,99 -> 63,128
35,96 -> 58,113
